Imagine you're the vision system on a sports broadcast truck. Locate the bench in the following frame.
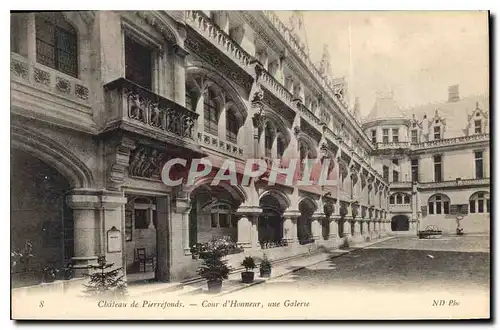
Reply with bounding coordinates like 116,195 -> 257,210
418,225 -> 443,239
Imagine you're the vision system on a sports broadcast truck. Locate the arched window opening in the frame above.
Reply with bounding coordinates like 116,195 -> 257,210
428,194 -> 450,215
226,109 -> 238,143
35,12 -> 78,77
201,201 -> 235,229
265,123 -> 274,158
277,136 -> 285,158
404,194 -> 410,204
389,195 -> 395,204
469,192 -> 490,214
203,90 -> 218,135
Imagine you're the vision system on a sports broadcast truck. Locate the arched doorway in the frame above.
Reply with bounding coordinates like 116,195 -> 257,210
189,184 -> 243,245
391,215 -> 410,231
258,194 -> 285,247
298,198 -> 316,244
11,149 -> 73,287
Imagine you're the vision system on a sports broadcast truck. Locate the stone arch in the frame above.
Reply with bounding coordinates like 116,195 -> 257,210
185,176 -> 248,204
259,189 -> 291,211
297,133 -> 318,159
186,66 -> 249,123
11,125 -> 94,189
298,196 -> 318,212
391,214 -> 409,231
262,110 -> 291,147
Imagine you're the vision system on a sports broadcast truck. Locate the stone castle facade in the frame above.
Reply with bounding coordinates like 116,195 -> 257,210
10,11 -> 489,288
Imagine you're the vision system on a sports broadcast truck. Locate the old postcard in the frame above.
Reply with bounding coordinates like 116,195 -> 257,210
10,10 -> 490,320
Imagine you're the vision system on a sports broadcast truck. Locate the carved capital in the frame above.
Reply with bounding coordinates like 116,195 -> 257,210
105,134 -> 136,191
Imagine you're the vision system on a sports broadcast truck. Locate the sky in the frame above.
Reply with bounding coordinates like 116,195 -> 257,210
274,11 -> 489,118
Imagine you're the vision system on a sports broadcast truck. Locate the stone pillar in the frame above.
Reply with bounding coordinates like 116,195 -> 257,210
172,45 -> 188,107
360,220 -> 367,238
311,213 -> 324,241
174,197 -> 191,255
236,206 -> 262,250
25,13 -> 36,62
156,197 -> 170,282
66,190 -> 126,277
251,215 -> 260,250
283,210 -> 300,246
352,220 -> 362,242
328,218 -> 339,240
343,219 -> 352,239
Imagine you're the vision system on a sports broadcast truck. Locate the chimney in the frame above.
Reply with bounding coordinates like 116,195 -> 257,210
448,85 -> 460,102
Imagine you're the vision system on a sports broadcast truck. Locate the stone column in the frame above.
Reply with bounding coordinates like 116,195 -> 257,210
328,218 -> 338,240
352,220 -> 362,242
236,206 -> 262,251
360,220 -> 367,238
283,210 -> 300,246
174,197 -> 191,255
343,219 -> 352,239
172,45 -> 188,107
311,213 -> 324,242
66,190 -> 126,277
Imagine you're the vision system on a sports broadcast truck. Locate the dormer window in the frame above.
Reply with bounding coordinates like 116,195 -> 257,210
433,126 -> 441,140
475,120 -> 482,134
411,129 -> 418,143
382,129 -> 389,143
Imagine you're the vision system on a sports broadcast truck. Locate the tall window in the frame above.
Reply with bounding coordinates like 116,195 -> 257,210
392,170 -> 399,182
411,129 -> 418,143
207,203 -> 233,228
203,91 -> 218,135
469,192 -> 490,214
383,165 -> 389,182
226,110 -> 238,143
404,195 -> 410,204
433,126 -> 441,140
389,195 -> 395,204
475,151 -> 484,179
371,130 -> 377,144
125,36 -> 152,90
411,158 -> 419,182
434,155 -> 442,182
392,128 -> 399,143
35,13 -> 78,78
428,194 -> 450,215
265,123 -> 274,158
396,194 -> 402,204
382,129 -> 389,143
474,120 -> 482,134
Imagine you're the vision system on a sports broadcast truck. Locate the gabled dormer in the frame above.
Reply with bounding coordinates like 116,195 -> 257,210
466,101 -> 489,136
428,109 -> 446,141
409,113 -> 423,143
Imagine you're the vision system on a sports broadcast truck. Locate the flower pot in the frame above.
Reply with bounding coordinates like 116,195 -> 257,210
260,269 -> 271,278
42,272 -> 56,283
207,279 -> 222,293
241,271 -> 254,283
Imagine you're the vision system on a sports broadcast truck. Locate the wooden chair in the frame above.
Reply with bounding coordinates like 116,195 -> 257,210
135,248 -> 156,273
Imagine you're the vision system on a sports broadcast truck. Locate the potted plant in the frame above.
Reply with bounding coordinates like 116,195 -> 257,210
241,256 -> 256,283
259,254 -> 272,278
197,236 -> 235,293
41,266 -> 59,283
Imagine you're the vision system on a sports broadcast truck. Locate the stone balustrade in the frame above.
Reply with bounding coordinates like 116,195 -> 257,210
418,178 -> 490,189
258,65 -> 295,108
390,181 -> 413,189
185,10 -> 253,69
104,78 -> 198,142
389,203 -> 412,212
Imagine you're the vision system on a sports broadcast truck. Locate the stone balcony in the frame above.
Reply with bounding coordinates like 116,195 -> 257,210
375,134 -> 489,152
103,78 -> 200,150
390,181 -> 413,189
389,203 -> 412,213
